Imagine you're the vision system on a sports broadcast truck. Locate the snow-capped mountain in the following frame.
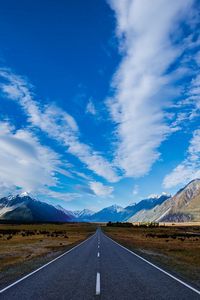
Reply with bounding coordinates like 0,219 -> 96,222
0,194 -> 73,222
121,193 -> 171,221
129,179 -> 200,222
0,194 -> 170,222
55,206 -> 95,221
54,205 -> 77,219
87,204 -> 125,222
0,180 -> 199,223
73,209 -> 95,220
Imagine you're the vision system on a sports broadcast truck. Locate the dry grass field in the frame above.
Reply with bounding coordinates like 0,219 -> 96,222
0,223 -> 97,288
103,224 -> 200,289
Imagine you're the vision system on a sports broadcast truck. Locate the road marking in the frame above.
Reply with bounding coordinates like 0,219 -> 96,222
97,252 -> 100,258
106,234 -> 200,296
96,272 -> 100,295
0,232 -> 96,294
98,244 -> 100,248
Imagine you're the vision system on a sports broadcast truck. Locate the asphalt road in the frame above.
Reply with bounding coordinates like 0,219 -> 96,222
0,228 -> 200,300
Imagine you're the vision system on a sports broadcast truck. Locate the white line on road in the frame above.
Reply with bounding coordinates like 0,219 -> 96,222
97,252 -> 100,258
0,232 -> 96,294
96,272 -> 100,295
98,244 -> 100,248
106,235 -> 200,296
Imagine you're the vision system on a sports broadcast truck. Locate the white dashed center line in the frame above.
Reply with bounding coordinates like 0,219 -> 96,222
96,272 -> 100,295
97,252 -> 100,258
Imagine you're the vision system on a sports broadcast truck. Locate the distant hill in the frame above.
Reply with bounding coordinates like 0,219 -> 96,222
88,204 -> 125,222
122,193 -> 170,221
129,179 -> 200,222
73,209 -> 95,221
86,195 -> 170,222
0,193 -> 72,222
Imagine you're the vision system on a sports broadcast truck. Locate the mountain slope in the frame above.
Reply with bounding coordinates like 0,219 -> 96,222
129,179 -> 200,222
74,209 -> 95,221
88,204 -> 125,222
87,195 -> 170,222
1,179 -> 199,223
0,194 -> 72,222
122,193 -> 170,221
55,205 -> 77,220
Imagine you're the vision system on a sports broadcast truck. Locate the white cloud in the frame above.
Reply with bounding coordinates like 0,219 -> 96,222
0,0 -> 198,192
41,190 -> 81,202
89,181 -> 114,196
132,184 -> 139,195
195,51 -> 200,65
170,71 -> 200,129
163,129 -> 200,188
86,99 -> 97,115
188,74 -> 200,110
0,121 -> 62,196
107,0 -> 195,178
71,170 -> 92,181
0,69 -> 119,183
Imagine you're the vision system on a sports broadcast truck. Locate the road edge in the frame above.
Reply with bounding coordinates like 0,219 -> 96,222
0,231 -> 96,294
104,232 -> 200,296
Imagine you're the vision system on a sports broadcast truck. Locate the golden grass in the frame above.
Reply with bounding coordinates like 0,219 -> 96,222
158,222 -> 200,226
103,225 -> 200,288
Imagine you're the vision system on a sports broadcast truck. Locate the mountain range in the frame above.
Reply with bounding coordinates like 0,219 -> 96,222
0,179 -> 199,223
0,193 -> 71,222
129,179 -> 200,222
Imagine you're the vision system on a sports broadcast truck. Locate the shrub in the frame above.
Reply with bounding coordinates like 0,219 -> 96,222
107,221 -> 133,227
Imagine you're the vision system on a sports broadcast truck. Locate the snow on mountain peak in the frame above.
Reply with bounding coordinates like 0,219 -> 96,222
109,204 -> 124,213
7,194 -> 16,201
147,192 -> 170,199
6,192 -> 31,201
20,192 -> 30,197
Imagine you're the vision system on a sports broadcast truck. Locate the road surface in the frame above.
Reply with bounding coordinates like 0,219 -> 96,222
0,228 -> 200,300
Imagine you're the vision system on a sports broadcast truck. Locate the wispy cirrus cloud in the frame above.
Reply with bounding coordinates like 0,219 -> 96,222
107,0 -> 197,178
0,69 -> 119,183
0,121 -> 63,196
132,184 -> 139,196
75,181 -> 114,197
89,181 -> 114,197
0,0 -> 199,204
163,129 -> 200,188
41,189 -> 81,202
172,57 -> 200,127
86,98 -> 97,115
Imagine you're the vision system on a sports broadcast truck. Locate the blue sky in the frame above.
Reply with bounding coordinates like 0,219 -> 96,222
0,0 -> 199,211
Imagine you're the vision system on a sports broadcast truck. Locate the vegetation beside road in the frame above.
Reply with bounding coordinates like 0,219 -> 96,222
0,223 -> 97,288
103,223 -> 200,288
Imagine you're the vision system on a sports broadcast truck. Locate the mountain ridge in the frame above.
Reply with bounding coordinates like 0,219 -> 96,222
0,195 -> 72,222
0,180 -> 199,222
129,179 -> 200,222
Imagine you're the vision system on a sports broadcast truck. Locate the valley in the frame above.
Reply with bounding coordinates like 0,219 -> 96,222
0,178 -> 199,292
